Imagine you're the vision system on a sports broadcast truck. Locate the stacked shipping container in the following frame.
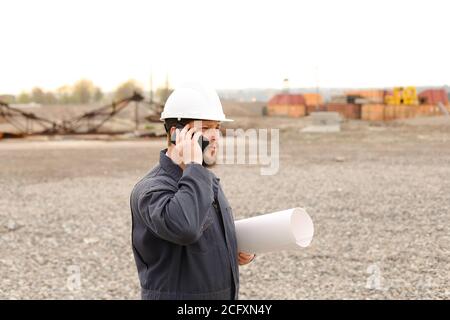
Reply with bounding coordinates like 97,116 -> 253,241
303,93 -> 323,107
266,88 -> 449,120
267,94 -> 306,118
418,89 -> 449,106
325,103 -> 361,119
361,104 -> 440,121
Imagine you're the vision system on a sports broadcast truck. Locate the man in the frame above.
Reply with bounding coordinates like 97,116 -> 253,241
130,83 -> 255,300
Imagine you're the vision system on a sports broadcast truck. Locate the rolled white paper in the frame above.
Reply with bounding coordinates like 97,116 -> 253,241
235,207 -> 314,254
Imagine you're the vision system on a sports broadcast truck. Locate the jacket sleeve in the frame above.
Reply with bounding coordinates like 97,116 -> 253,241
136,163 -> 214,245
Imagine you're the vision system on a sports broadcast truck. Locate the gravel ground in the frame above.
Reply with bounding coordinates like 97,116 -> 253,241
0,117 -> 449,299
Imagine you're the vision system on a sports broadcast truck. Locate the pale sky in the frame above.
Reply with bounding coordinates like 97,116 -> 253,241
1,0 -> 449,94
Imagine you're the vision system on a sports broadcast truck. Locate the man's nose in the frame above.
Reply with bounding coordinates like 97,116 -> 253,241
208,129 -> 219,142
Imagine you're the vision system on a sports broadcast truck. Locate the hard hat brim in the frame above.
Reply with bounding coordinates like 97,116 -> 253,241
160,116 -> 233,122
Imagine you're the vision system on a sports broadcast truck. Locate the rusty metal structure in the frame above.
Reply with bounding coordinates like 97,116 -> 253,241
0,92 -> 163,137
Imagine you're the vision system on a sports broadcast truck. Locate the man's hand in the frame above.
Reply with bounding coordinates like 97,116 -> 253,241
175,124 -> 203,165
238,251 -> 255,266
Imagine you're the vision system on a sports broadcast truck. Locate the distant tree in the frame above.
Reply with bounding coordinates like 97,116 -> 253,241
155,86 -> 173,104
44,92 -> 57,104
13,80 -> 103,106
93,87 -> 103,102
114,80 -> 143,101
16,92 -> 31,104
0,94 -> 15,104
72,79 -> 96,104
56,85 -> 73,104
31,87 -> 46,104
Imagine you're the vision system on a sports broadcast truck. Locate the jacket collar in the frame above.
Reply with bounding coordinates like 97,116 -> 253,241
159,148 -> 220,184
160,149 -> 183,181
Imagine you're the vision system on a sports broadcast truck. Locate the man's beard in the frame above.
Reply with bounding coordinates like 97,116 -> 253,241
202,144 -> 218,167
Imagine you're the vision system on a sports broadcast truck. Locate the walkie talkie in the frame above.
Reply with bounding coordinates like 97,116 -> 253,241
170,124 -> 210,152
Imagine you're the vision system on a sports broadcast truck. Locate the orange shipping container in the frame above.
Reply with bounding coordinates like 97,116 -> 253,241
325,103 -> 361,119
268,94 -> 306,106
303,93 -> 323,107
383,105 -> 395,121
362,104 -> 444,121
384,105 -> 418,120
288,105 -> 306,117
267,93 -> 306,118
394,105 -> 407,120
361,104 -> 385,121
345,90 -> 386,100
267,104 -> 287,116
306,104 -> 327,115
268,104 -> 305,117
418,89 -> 449,105
406,105 -> 418,118
420,104 -> 439,116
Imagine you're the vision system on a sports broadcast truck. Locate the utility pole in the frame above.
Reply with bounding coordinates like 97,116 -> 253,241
165,73 -> 170,103
135,99 -> 139,131
149,72 -> 154,103
315,65 -> 320,112
283,78 -> 290,93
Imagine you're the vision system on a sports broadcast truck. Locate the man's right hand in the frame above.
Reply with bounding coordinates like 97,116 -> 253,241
175,124 -> 203,165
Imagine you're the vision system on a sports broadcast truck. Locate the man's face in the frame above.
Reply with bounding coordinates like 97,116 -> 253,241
190,120 -> 221,166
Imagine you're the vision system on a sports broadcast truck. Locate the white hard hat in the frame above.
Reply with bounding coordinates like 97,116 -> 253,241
160,82 -> 233,122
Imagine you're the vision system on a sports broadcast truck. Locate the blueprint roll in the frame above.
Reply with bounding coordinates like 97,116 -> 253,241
235,208 -> 314,254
